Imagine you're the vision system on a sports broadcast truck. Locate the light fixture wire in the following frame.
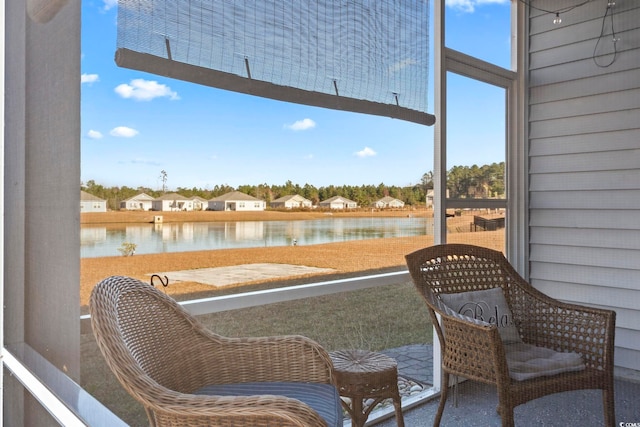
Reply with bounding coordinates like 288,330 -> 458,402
518,0 -> 619,68
517,0 -> 593,15
593,1 -> 619,67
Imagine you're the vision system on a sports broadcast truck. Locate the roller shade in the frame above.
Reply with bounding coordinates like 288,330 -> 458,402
116,0 -> 434,126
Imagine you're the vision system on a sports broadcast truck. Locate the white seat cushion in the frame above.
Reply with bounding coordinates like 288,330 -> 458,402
505,342 -> 586,381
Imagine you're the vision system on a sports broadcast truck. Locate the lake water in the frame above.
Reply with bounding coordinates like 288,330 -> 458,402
81,217 -> 433,258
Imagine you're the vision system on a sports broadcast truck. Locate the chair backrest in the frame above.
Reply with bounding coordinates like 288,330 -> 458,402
405,244 -> 526,344
405,244 -> 521,302
90,276 -> 221,398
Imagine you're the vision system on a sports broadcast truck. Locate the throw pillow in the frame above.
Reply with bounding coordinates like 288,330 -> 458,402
439,287 -> 522,344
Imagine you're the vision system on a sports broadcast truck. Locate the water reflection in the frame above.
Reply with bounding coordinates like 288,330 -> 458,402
81,217 -> 432,258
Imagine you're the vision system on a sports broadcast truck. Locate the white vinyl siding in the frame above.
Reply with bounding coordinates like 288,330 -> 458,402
527,2 -> 640,371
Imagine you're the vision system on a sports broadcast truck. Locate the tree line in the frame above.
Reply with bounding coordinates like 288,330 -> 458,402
83,162 -> 505,211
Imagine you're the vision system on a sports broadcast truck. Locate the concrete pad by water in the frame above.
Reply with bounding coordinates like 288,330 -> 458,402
152,263 -> 336,288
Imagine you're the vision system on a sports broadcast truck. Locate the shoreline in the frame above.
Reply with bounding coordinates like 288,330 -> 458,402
80,208 -> 436,225
80,209 -> 505,310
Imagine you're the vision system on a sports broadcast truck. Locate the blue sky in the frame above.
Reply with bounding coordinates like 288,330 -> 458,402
81,0 -> 511,191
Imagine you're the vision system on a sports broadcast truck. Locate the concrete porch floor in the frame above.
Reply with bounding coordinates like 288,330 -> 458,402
376,379 -> 639,426
375,345 -> 640,426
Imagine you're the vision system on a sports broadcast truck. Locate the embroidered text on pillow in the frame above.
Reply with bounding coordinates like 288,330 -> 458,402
439,287 -> 522,344
457,300 -> 514,328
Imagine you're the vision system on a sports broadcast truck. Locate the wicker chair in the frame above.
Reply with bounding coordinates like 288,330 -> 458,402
405,244 -> 615,427
90,275 -> 342,427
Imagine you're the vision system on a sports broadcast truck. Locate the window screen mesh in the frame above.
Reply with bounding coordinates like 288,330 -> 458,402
116,0 -> 433,125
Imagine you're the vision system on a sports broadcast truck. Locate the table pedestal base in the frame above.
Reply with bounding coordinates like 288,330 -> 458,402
330,349 -> 405,427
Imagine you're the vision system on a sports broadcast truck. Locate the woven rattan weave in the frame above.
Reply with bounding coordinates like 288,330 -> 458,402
405,244 -> 615,427
90,275 -> 338,427
330,350 -> 404,427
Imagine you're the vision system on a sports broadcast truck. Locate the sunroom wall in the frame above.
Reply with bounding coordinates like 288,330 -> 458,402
527,1 -> 640,371
4,0 -> 81,424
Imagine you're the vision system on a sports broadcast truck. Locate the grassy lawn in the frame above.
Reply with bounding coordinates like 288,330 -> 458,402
81,280 -> 432,426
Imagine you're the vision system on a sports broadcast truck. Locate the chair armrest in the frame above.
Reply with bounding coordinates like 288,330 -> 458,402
142,386 -> 330,426
439,310 -> 509,386
196,332 -> 335,385
510,285 -> 616,371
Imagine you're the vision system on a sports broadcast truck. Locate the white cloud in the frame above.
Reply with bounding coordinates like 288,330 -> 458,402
446,0 -> 509,13
285,118 -> 316,131
110,126 -> 139,138
303,154 -> 314,160
81,73 -> 99,85
355,147 -> 377,158
130,158 -> 161,166
87,130 -> 103,139
103,0 -> 118,11
115,79 -> 179,101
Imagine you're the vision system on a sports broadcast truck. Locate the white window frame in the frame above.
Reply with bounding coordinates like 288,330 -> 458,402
1,0 -> 5,420
431,0 -> 526,391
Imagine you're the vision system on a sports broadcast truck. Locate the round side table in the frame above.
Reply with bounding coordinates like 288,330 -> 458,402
330,349 -> 405,427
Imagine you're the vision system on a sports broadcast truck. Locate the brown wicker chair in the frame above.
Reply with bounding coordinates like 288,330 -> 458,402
405,244 -> 615,427
90,275 -> 342,427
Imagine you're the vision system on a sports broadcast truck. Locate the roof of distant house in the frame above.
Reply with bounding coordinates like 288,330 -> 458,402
272,194 -> 311,203
154,192 -> 189,201
320,195 -> 357,204
210,191 -> 261,201
123,192 -> 155,202
80,190 -> 105,201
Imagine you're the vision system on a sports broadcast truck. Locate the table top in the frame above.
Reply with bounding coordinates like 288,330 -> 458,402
330,349 -> 397,375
